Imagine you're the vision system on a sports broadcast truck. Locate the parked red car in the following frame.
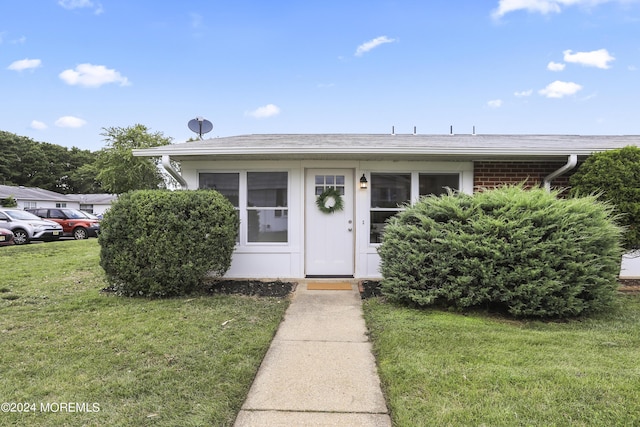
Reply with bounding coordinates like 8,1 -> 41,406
26,208 -> 100,240
0,228 -> 14,246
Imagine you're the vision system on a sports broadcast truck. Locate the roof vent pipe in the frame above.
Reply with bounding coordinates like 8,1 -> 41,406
413,126 -> 417,135
450,125 -> 454,135
543,154 -> 577,192
391,126 -> 395,135
473,126 -> 476,135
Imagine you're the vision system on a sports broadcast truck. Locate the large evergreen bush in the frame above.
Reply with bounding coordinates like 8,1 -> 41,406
378,185 -> 623,318
99,190 -> 238,297
569,145 -> 640,251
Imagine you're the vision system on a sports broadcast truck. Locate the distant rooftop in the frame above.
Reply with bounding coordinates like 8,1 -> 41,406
0,185 -> 116,204
0,185 -> 72,202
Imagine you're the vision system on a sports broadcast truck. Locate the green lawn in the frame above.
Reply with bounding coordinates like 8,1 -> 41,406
363,296 -> 640,426
0,240 -> 288,426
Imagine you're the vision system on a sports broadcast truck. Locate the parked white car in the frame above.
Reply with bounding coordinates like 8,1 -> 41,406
0,208 -> 63,245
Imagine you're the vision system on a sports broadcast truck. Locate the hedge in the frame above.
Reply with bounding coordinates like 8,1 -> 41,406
570,145 -> 640,250
99,190 -> 238,297
378,185 -> 623,318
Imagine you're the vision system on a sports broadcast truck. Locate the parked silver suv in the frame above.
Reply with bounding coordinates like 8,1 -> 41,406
0,208 -> 63,245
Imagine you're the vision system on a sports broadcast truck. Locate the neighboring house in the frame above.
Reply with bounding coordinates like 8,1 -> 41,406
0,185 -> 79,210
126,133 -> 638,280
0,185 -> 115,215
75,194 -> 118,216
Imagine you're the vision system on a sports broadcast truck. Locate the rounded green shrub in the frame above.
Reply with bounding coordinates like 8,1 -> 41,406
99,190 -> 238,297
378,185 -> 623,318
570,145 -> 640,251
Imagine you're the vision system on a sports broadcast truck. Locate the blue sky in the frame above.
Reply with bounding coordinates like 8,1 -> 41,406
2,0 -> 639,151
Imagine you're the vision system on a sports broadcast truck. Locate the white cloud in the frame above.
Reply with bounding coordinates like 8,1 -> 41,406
55,116 -> 87,128
7,58 -> 42,71
514,89 -> 533,97
487,99 -> 503,108
355,36 -> 396,56
492,0 -> 634,19
59,63 -> 130,88
58,0 -> 103,14
547,61 -> 566,71
563,49 -> 615,69
245,104 -> 281,119
30,120 -> 48,130
539,80 -> 583,98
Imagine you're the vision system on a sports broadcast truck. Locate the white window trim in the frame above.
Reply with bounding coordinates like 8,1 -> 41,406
367,171 -> 463,246
198,169 -> 291,247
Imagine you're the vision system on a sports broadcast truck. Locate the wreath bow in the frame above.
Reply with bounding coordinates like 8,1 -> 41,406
316,187 -> 344,214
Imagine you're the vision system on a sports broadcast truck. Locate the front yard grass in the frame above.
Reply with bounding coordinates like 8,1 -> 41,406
363,296 -> 640,426
0,239 -> 288,426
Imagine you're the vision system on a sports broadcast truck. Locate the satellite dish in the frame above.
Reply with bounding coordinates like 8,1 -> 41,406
188,117 -> 213,139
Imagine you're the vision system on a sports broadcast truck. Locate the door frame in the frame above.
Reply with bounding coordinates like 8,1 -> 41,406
304,168 -> 356,277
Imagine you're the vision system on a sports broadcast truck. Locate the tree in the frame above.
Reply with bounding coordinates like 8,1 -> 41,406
0,196 -> 17,207
94,124 -> 172,194
0,130 -> 101,193
569,145 -> 640,250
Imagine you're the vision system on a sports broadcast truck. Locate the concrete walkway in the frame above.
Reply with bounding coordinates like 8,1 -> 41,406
234,281 -> 392,427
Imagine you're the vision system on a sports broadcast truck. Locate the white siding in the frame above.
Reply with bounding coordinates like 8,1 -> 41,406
180,159 -> 474,279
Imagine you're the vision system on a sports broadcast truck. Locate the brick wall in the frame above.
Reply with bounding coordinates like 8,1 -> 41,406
473,161 -> 576,193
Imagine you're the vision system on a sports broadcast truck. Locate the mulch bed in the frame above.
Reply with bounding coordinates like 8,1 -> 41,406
203,279 -> 297,298
619,279 -> 640,294
359,280 -> 383,299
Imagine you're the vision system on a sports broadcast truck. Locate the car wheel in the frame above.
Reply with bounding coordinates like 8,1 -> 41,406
12,229 -> 29,245
73,227 -> 88,240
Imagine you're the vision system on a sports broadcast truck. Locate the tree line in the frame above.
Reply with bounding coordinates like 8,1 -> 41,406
0,124 -> 173,194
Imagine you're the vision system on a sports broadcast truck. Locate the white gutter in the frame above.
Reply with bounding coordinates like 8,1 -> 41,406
543,154 -> 578,191
162,155 -> 188,190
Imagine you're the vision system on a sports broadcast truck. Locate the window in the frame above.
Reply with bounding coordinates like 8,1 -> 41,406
199,173 -> 239,207
419,173 -> 459,196
198,171 -> 289,244
315,174 -> 345,196
370,173 -> 411,244
23,201 -> 37,209
369,172 -> 460,243
79,204 -> 94,214
49,209 -> 65,219
55,203 -> 67,208
247,172 -> 288,243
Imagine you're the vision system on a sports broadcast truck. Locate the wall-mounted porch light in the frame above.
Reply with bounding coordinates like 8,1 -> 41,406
359,174 -> 368,189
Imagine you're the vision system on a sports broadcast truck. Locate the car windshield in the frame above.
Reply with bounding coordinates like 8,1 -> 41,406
4,210 -> 42,221
64,209 -> 90,219
81,212 -> 99,220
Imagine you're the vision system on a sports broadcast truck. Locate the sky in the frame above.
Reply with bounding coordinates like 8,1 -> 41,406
1,0 -> 640,151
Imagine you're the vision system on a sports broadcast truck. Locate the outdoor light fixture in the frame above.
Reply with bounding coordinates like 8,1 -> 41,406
359,174 -> 368,189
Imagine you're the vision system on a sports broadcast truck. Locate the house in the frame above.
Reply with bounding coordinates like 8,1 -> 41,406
0,185 -> 78,210
75,194 -> 118,216
132,133 -> 640,280
0,185 -> 116,215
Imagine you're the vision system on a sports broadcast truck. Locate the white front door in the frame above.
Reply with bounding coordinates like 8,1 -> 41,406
305,169 -> 355,276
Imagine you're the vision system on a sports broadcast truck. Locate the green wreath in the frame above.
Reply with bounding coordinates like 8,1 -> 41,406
316,187 -> 344,214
